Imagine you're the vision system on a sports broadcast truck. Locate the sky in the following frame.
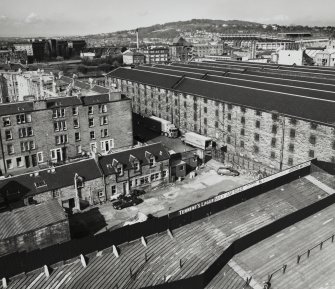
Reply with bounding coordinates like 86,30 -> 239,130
1,0 -> 335,37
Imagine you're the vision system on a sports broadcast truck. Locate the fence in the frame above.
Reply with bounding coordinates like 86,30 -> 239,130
223,152 -> 278,177
0,160 -> 329,289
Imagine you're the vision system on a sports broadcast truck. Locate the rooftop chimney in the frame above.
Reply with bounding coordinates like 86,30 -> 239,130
136,28 -> 139,50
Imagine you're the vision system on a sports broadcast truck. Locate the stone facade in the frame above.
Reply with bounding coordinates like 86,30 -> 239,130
108,75 -> 335,171
29,176 -> 105,208
104,158 -> 169,200
0,93 -> 133,176
192,43 -> 225,57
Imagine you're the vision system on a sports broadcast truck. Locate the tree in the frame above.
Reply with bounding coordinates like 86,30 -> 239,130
76,64 -> 88,74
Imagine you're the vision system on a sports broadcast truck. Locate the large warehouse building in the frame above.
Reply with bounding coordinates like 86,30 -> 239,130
106,61 -> 335,171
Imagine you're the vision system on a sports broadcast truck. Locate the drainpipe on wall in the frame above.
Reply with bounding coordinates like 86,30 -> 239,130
279,115 -> 286,171
0,130 -> 7,175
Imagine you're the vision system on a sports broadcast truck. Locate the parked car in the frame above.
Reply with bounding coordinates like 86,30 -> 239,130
112,196 -> 143,210
217,167 -> 240,176
132,189 -> 145,197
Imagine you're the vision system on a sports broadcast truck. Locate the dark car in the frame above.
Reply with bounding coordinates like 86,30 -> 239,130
217,167 -> 240,177
112,196 -> 143,210
132,189 -> 145,197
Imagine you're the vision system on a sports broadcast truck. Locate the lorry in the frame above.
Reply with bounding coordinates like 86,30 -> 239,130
181,132 -> 212,150
147,116 -> 179,138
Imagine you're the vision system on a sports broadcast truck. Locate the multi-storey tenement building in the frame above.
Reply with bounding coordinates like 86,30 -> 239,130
107,64 -> 335,171
0,90 -> 133,176
143,46 -> 169,64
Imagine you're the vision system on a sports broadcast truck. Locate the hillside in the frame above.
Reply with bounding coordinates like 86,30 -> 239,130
85,19 -> 264,40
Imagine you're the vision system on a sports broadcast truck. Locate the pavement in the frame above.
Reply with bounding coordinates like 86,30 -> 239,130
95,159 -> 254,232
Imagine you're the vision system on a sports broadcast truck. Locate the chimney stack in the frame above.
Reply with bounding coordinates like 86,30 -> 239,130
136,28 -> 139,50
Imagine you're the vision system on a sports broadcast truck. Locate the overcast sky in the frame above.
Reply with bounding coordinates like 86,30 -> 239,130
1,0 -> 335,37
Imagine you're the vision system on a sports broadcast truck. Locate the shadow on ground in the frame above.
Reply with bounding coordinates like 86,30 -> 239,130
69,207 -> 107,238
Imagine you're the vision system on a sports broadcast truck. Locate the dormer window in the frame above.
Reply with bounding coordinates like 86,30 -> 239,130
149,156 -> 155,167
134,161 -> 140,171
117,164 -> 123,176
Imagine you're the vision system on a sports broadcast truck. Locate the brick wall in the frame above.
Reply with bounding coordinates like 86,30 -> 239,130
0,98 -> 133,176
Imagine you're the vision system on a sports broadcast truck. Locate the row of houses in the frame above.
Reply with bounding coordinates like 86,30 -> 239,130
0,142 -> 172,212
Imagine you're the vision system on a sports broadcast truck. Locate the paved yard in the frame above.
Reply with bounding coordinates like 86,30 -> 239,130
91,159 -> 254,233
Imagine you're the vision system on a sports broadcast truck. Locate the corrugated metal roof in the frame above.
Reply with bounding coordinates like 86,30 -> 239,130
0,200 -> 67,239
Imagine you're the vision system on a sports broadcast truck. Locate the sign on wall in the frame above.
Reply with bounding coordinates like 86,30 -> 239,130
174,161 -> 311,216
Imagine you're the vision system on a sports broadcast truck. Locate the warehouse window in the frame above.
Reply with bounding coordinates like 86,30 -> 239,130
253,145 -> 259,153
227,136 -> 231,144
290,129 -> 296,138
270,151 -> 276,159
309,135 -> 316,145
227,125 -> 231,133
228,104 -> 232,110
241,116 -> 245,124
272,125 -> 277,134
254,133 -> 259,141
240,141 -> 244,148
240,107 -> 246,113
227,113 -> 231,120
241,128 -> 245,136
310,123 -> 318,130
290,118 -> 297,125
289,143 -> 294,152
272,114 -> 279,121
309,150 -> 315,158
288,158 -> 293,166
204,107 -> 207,113
271,138 -> 276,147
256,110 -> 262,116
255,120 -> 260,128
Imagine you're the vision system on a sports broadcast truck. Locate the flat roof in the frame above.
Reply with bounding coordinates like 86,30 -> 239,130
2,171 -> 329,288
108,68 -> 335,125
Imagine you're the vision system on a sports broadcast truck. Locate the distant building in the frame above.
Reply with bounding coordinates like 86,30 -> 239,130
192,42 -> 224,57
278,50 -> 304,66
143,47 -> 169,64
122,50 -> 145,65
0,49 -> 28,64
169,36 -> 192,62
13,43 -> 34,57
0,200 -> 70,256
80,52 -> 96,59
